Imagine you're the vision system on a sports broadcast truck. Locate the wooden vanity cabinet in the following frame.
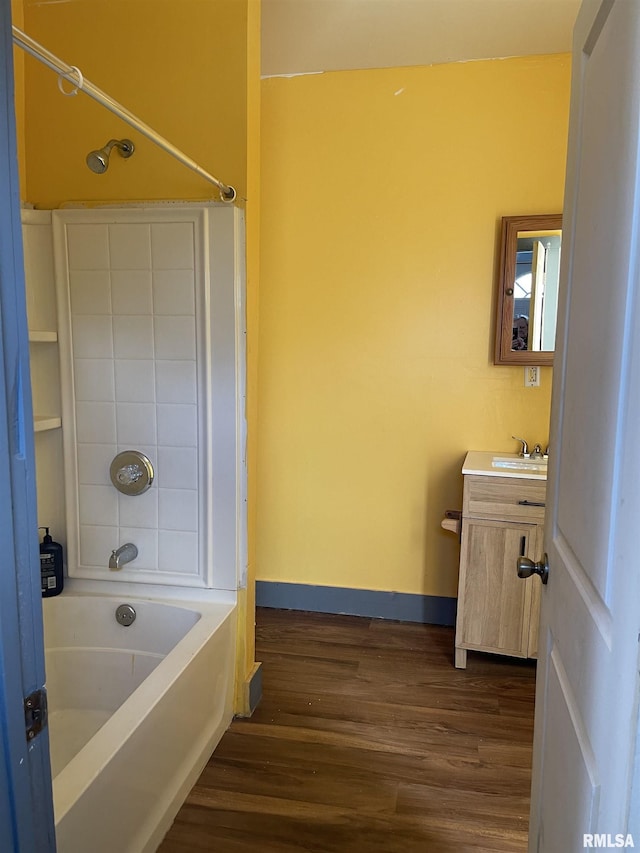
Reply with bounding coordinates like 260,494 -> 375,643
454,473 -> 546,669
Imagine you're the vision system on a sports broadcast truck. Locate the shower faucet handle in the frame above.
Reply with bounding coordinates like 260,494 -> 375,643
109,451 -> 154,496
116,463 -> 144,486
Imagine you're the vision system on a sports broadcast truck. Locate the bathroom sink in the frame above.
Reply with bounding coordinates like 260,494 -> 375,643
492,456 -> 548,471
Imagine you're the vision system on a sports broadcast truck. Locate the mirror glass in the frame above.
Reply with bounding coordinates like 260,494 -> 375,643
494,214 -> 562,366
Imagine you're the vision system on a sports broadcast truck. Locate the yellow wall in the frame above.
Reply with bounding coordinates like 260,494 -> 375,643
16,0 -> 260,709
236,0 -> 261,712
258,54 -> 571,599
10,0 -> 26,193
21,0 -> 248,207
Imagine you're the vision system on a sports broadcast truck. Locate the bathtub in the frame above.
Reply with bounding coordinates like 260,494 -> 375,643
42,589 -> 236,853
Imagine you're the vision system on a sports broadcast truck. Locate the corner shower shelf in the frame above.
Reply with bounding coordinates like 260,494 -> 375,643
34,416 -> 62,433
29,330 -> 58,343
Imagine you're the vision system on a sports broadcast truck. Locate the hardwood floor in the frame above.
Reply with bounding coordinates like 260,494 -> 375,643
158,608 -> 536,852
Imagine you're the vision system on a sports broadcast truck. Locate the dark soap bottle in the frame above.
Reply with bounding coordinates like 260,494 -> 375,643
39,527 -> 63,597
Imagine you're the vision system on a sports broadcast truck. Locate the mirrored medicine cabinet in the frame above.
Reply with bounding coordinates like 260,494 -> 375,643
494,213 -> 562,366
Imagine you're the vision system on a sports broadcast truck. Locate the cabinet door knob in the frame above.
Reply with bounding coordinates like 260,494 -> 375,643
517,554 -> 549,584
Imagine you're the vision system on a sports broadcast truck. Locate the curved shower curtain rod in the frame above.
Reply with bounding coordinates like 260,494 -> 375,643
12,26 -> 237,203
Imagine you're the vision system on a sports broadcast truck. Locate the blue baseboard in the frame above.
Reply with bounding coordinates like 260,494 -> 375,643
255,581 -> 456,626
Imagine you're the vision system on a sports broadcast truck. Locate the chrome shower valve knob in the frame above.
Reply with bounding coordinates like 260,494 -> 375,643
110,450 -> 154,496
116,464 -> 144,486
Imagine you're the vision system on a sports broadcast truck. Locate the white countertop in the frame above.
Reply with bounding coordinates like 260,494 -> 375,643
462,450 -> 548,481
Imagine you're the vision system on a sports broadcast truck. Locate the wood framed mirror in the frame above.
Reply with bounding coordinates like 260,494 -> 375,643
494,213 -> 562,365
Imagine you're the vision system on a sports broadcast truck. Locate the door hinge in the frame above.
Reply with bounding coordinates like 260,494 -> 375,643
24,687 -> 48,742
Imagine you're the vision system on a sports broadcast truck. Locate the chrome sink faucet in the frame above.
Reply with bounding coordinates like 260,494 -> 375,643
109,542 -> 138,571
512,435 -> 529,457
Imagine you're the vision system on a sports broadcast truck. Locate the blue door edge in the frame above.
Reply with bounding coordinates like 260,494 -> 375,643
0,1 -> 56,850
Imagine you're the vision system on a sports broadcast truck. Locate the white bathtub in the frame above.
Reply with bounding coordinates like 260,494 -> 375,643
42,590 -> 236,853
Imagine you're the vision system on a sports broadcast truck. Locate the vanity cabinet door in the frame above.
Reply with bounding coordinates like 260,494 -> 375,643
456,517 -> 536,659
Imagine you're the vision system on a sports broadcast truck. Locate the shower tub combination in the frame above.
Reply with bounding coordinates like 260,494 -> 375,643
21,202 -> 247,849
44,590 -> 236,853
13,37 -> 245,849
22,198 -> 246,848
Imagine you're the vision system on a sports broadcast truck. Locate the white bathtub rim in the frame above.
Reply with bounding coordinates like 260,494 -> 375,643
60,575 -> 238,604
50,595 -> 236,822
47,645 -> 165,658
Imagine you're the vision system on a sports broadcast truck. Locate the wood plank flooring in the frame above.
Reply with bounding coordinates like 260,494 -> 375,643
158,608 -> 536,852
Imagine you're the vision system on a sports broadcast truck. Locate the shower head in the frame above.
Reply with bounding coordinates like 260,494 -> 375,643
86,138 -> 135,174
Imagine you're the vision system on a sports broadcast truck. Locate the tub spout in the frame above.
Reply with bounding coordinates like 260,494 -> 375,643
109,543 -> 138,571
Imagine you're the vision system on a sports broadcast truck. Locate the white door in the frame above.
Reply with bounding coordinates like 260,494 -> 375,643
529,0 -> 640,850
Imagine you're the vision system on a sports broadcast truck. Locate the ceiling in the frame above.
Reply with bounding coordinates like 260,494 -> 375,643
261,0 -> 582,78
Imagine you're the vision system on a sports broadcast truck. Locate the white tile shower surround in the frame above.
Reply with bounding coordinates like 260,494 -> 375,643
52,206 -> 247,592
68,221 -> 199,577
